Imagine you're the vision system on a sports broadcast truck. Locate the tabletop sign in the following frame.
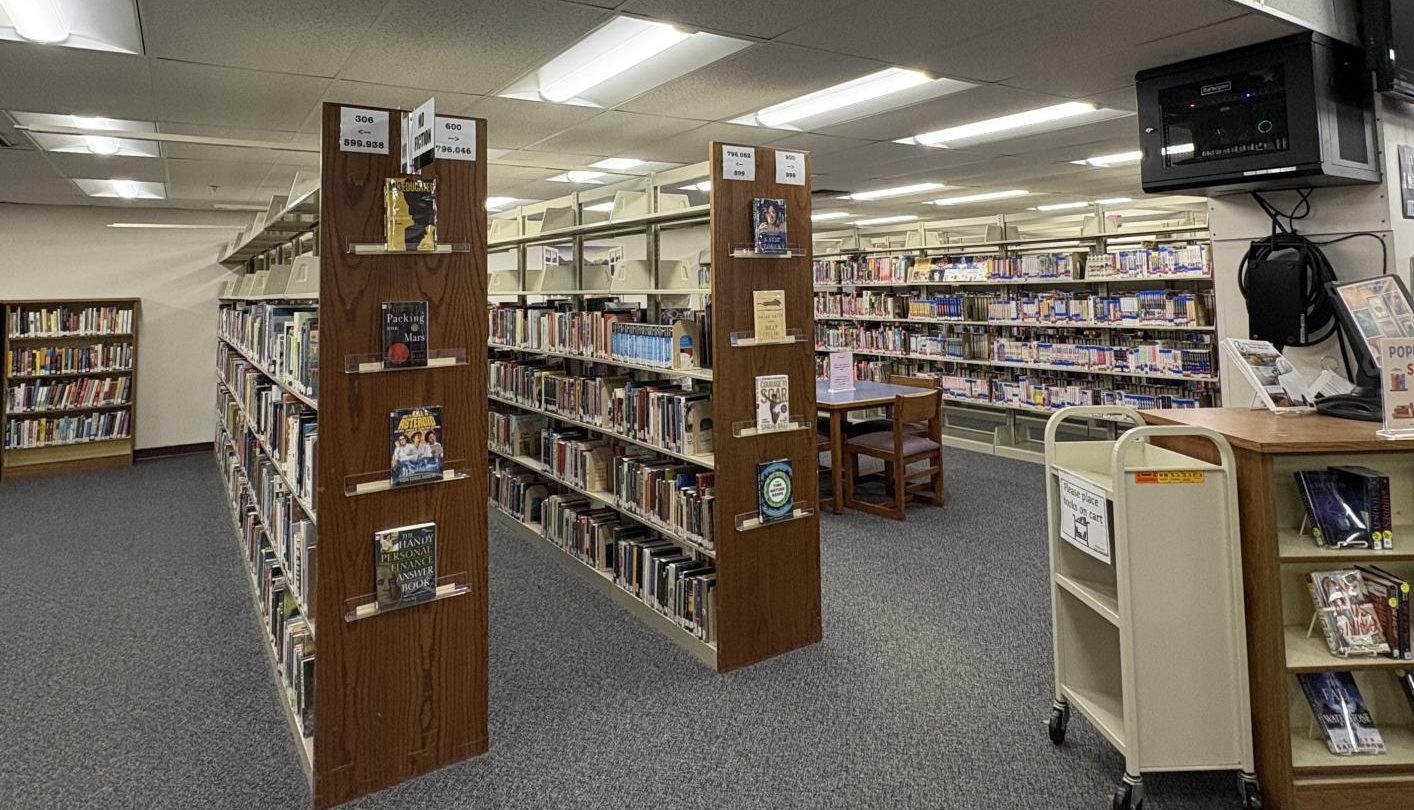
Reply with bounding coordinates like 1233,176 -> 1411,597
827,351 -> 854,393
1378,336 -> 1414,439
721,145 -> 756,182
339,107 -> 389,154
402,97 -> 435,173
1056,471 -> 1112,565
776,151 -> 805,186
434,116 -> 476,161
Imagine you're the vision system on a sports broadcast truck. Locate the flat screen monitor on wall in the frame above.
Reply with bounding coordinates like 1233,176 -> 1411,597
1359,0 -> 1414,101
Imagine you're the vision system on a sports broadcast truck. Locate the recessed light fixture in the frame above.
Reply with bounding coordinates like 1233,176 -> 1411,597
72,116 -> 120,155
1,0 -> 68,43
486,196 -> 522,210
1096,197 -> 1134,205
113,180 -> 141,199
583,201 -> 616,212
811,211 -> 852,221
854,214 -> 919,226
1071,150 -> 1143,167
590,157 -> 643,171
929,189 -> 1029,206
546,171 -> 605,184
212,203 -> 272,211
75,178 -> 165,200
846,182 -> 944,201
106,223 -> 246,230
678,181 -> 711,192
910,102 -> 1098,147
1034,201 -> 1092,212
755,69 -> 931,128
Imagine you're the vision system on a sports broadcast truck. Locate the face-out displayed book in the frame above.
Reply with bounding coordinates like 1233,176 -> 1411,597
752,289 -> 786,342
755,374 -> 790,432
384,177 -> 438,252
390,405 -> 444,486
1297,671 -> 1386,755
752,197 -> 787,254
757,458 -> 794,523
374,522 -> 436,608
1308,569 -> 1391,657
1220,337 -> 1314,411
381,301 -> 428,368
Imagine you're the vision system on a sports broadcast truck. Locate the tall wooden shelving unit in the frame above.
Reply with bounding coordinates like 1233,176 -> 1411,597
213,102 -> 489,808
2,297 -> 139,478
484,143 -> 822,672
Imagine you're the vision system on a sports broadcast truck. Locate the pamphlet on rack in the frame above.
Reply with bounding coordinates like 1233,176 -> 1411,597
1220,338 -> 1315,413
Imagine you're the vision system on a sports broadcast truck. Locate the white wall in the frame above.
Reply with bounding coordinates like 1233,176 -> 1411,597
0,204 -> 250,450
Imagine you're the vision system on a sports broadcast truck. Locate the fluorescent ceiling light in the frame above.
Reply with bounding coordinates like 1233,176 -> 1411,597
914,102 -> 1097,147
1034,201 -> 1091,212
106,223 -> 245,230
113,180 -> 141,199
754,68 -> 931,128
72,116 -> 120,155
855,214 -> 918,226
1096,197 -> 1134,205
546,171 -> 605,184
486,196 -> 522,210
678,181 -> 710,192
75,178 -> 165,200
583,201 -> 615,212
538,17 -> 690,103
1,0 -> 68,43
847,182 -> 944,201
930,189 -> 1029,206
1071,149 -> 1143,167
590,157 -> 642,171
811,211 -> 852,221
212,203 -> 271,211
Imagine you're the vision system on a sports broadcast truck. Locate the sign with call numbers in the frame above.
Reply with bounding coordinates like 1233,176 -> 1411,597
339,107 -> 389,154
435,116 -> 476,161
776,151 -> 805,186
721,145 -> 756,181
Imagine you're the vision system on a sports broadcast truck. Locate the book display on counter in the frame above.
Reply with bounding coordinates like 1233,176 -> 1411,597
482,145 -> 822,672
1,298 -> 140,477
213,102 -> 488,809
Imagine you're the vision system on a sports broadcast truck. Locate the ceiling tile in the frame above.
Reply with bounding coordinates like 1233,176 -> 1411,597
139,0 -> 387,77
44,152 -> 165,182
151,61 -> 330,130
0,42 -> 155,120
0,149 -> 65,182
339,0 -> 610,96
527,110 -> 703,155
310,81 -> 484,132
154,123 -> 319,165
164,158 -> 274,189
622,0 -> 859,39
462,96 -> 601,150
761,132 -> 875,157
627,121 -> 769,164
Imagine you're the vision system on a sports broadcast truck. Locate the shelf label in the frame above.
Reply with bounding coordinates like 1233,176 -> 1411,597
434,116 -> 476,161
776,150 -> 805,186
339,107 -> 389,154
721,145 -> 756,182
1134,470 -> 1205,484
1056,471 -> 1111,565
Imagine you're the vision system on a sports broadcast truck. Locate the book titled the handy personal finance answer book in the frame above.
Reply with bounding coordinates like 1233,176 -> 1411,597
373,522 -> 436,608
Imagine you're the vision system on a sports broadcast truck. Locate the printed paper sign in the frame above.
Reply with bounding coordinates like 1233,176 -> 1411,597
435,116 -> 476,161
1057,471 -> 1111,564
339,107 -> 389,154
776,151 -> 805,186
828,351 -> 854,393
721,145 -> 756,181
1380,336 -> 1414,436
402,97 -> 435,172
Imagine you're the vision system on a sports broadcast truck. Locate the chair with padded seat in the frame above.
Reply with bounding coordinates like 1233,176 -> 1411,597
842,389 -> 944,520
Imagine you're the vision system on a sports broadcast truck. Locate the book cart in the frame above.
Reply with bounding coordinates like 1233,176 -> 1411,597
483,144 -> 822,672
212,102 -> 489,808
1142,409 -> 1414,810
1043,406 -> 1258,809
2,297 -> 139,478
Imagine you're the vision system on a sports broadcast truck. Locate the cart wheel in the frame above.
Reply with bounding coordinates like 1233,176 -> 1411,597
1112,781 -> 1143,810
1047,706 -> 1068,745
1239,777 -> 1262,809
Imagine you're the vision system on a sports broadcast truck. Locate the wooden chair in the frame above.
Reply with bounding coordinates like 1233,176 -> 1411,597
842,390 -> 944,520
887,375 -> 941,435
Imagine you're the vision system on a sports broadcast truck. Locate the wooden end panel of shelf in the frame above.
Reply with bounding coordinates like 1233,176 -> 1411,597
708,143 -> 822,672
314,103 -> 488,808
1291,777 -> 1414,810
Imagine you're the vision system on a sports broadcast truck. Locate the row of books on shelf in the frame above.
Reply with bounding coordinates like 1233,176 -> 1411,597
219,344 -> 318,502
5,343 -> 132,377
6,304 -> 133,337
5,376 -> 130,413
3,410 -> 130,449
223,418 -> 317,610
812,244 -> 1210,285
490,459 -> 717,643
488,358 -> 714,457
1295,467 -> 1395,550
1298,670 -> 1413,756
219,302 -> 319,400
1308,567 -> 1410,659
814,289 -> 1213,327
489,301 -> 711,371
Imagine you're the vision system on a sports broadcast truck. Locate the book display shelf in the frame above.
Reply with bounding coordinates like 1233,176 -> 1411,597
483,145 -> 823,672
810,224 -> 1219,461
1144,409 -> 1414,809
213,102 -> 489,808
2,297 -> 139,478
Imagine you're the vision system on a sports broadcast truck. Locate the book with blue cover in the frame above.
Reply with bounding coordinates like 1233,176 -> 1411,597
390,405 -> 444,486
1297,671 -> 1386,755
752,198 -> 787,254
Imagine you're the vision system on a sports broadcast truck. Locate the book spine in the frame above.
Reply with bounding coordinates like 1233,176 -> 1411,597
1379,475 -> 1393,550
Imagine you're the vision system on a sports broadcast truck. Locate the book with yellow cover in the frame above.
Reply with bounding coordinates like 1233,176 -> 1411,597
753,289 -> 786,342
384,177 -> 438,252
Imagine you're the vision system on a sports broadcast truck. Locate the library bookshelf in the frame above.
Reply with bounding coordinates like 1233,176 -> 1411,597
1144,409 -> 1414,809
2,297 -> 139,478
213,102 -> 489,808
483,145 -> 822,672
810,227 -> 1219,461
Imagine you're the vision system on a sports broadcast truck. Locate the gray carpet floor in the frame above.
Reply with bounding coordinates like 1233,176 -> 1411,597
0,451 -> 1248,809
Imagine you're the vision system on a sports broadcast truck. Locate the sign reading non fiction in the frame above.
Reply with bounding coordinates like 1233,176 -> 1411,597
1056,471 -> 1112,564
776,151 -> 805,186
339,107 -> 389,154
435,116 -> 476,161
402,97 -> 435,172
721,145 -> 756,182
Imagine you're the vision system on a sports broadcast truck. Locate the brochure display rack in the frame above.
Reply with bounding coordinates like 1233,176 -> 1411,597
1043,406 -> 1257,810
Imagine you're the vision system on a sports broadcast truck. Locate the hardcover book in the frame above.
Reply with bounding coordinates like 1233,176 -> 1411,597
384,177 -> 438,252
1297,671 -> 1386,755
753,289 -> 787,342
390,405 -> 444,486
752,198 -> 787,254
1330,465 -> 1393,549
1309,569 -> 1391,657
381,301 -> 428,369
1295,471 -> 1374,548
755,374 -> 790,432
757,458 -> 794,523
373,522 -> 437,608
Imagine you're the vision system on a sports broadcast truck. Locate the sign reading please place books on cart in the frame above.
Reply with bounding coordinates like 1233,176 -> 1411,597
1057,471 -> 1111,564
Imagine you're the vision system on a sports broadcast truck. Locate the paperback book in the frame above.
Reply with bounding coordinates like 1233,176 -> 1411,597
381,301 -> 428,368
753,289 -> 787,342
1297,671 -> 1386,755
755,374 -> 790,432
1309,570 -> 1391,657
373,522 -> 437,608
752,198 -> 787,254
390,405 -> 444,486
384,177 -> 438,252
757,458 -> 794,523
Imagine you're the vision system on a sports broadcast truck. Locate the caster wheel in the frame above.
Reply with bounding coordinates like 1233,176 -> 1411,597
1048,706 -> 1068,745
1240,779 -> 1262,810
1112,782 -> 1143,810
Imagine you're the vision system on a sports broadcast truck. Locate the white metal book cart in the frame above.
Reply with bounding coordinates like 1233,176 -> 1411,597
1043,406 -> 1259,810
